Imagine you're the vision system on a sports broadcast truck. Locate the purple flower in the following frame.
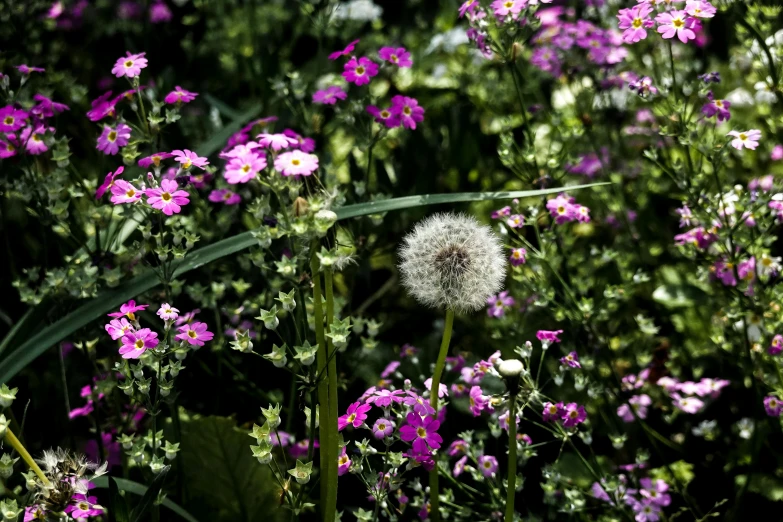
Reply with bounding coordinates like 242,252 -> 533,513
282,129 -> 316,152
172,149 -> 209,170
208,189 -> 241,205
469,386 -> 489,417
367,105 -> 400,128
561,402 -> 587,427
379,46 -> 412,67
96,166 -> 124,199
543,401 -> 564,422
640,478 -> 671,507
164,86 -> 198,105
487,291 -> 515,318
537,329 -> 563,345
424,378 -> 449,399
149,0 -> 172,23
403,391 -> 436,417
313,86 -> 347,105
453,455 -> 468,477
372,418 -> 395,439
328,39 -> 360,60
764,395 -> 783,417
119,328 -> 159,359
96,123 -> 131,155
617,394 -> 651,422
69,401 -> 94,419
448,439 -> 468,456
338,401 -> 372,430
770,334 -> 783,355
343,57 -> 378,86
31,94 -> 69,117
560,351 -> 581,368
65,494 -> 104,518
509,248 -> 527,266
366,388 -> 406,407
672,394 -> 704,414
477,454 -> 498,478
380,361 -> 400,379
390,95 -> 424,130
399,412 -> 442,453
630,500 -> 662,522
506,214 -> 524,228
337,447 -> 351,476
701,92 -> 731,121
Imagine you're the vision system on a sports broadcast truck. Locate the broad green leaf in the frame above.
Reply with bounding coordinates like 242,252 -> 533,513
93,474 -> 199,522
0,182 -> 606,384
652,284 -> 709,309
107,476 -> 131,522
177,415 -> 285,522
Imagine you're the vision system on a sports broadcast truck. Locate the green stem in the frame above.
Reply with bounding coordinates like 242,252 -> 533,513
505,392 -> 518,522
310,244 -> 330,518
324,269 -> 338,522
4,429 -> 49,486
428,308 -> 455,522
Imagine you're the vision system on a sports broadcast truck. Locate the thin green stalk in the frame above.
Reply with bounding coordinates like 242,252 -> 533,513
505,391 -> 518,522
4,429 -> 49,486
324,269 -> 338,522
428,308 -> 455,522
310,245 -> 330,517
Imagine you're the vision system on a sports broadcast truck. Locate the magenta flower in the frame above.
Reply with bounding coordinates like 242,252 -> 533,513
537,329 -> 563,344
313,86 -> 347,105
225,151 -> 267,184
728,129 -> 761,150
640,478 -> 671,507
164,86 -> 198,105
701,93 -> 731,121
617,4 -> 653,44
109,300 -> 148,319
469,386 -> 489,417
399,412 -> 442,453
458,0 -> 479,18
672,394 -> 704,414
157,303 -> 179,321
65,495 -> 104,518
770,334 -> 783,355
283,129 -> 316,152
453,455 -> 468,477
150,0 -> 173,23
69,401 -> 94,419
506,214 -> 524,228
765,395 -> 783,416
448,439 -> 468,456
366,105 -> 401,128
492,206 -> 511,219
86,92 -> 118,122
342,57 -> 379,86
380,361 -> 400,379
147,179 -> 189,216
631,500 -> 662,522
95,166 -> 125,199
491,0 -> 524,19
617,394 -> 651,422
477,454 -> 499,478
209,189 -> 241,205
390,95 -> 424,130
487,291 -> 515,318
772,145 -> 783,161
15,64 -> 45,75
138,152 -> 173,169
656,11 -> 696,43
97,123 -> 131,155
543,401 -> 564,422
105,318 -> 134,340
403,391 -> 436,417
509,248 -> 527,266
0,136 -> 18,158
372,418 -> 395,439
424,378 -> 449,399
21,126 -> 49,155
111,51 -> 148,78
258,132 -> 297,151
559,351 -> 581,368
175,321 -> 214,347
337,447 -> 351,476
400,344 -> 419,359
119,328 -> 159,359
0,106 -> 29,132
561,402 -> 587,427
366,388 -> 405,407
379,47 -> 412,68
274,150 -> 319,177
328,39 -> 360,60
338,401 -> 372,430
171,149 -> 209,170
110,180 -> 142,205
685,0 -> 716,18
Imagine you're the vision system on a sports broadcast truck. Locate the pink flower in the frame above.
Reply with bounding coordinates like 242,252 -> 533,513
69,401 -> 94,419
477,455 -> 498,478
313,86 -> 347,105
164,86 -> 198,104
15,64 -> 45,75
542,401 -> 564,422
491,0 -> 525,19
225,151 -> 267,184
150,0 -> 173,23
171,149 -> 209,169
701,93 -> 731,121
491,206 -> 511,219
32,94 -> 69,117
771,145 -> 783,161
402,391 -> 436,417
105,318 -> 134,340
399,412 -> 442,453
342,57 -> 379,86
337,447 -> 351,476
97,123 -> 131,155
672,394 -> 704,414
111,51 -> 148,78
685,0 -> 716,18
119,328 -> 159,359
209,189 -> 241,205
21,125 -> 49,155
617,394 -> 651,422
458,0 -> 479,18
110,180 -> 142,205
561,402 -> 587,427
379,47 -> 412,68
655,11 -> 696,43
328,39 -> 360,60
146,179 -> 190,216
372,418 -> 395,439
86,92 -> 118,122
509,247 -> 527,266
257,132 -> 297,151
727,129 -> 761,150
138,152 -> 173,168
366,105 -> 400,128
560,351 -> 581,368
0,136 -> 17,158
283,129 -> 316,153
537,329 -> 563,344
390,95 -> 424,130
338,401 -> 372,430
468,386 -> 489,416
617,4 -> 654,44
157,303 -> 179,321
366,388 -> 405,407
487,291 -> 515,318
65,495 -> 104,518
108,300 -> 149,319
424,378 -> 449,398
274,150 -> 319,177
175,321 -> 214,346
0,106 -> 29,132
506,214 -> 524,228
764,395 -> 783,417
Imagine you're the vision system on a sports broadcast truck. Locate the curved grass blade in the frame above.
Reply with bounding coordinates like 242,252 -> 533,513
0,182 -> 607,384
93,474 -> 200,522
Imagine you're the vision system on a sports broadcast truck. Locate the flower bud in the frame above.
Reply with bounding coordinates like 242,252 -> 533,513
0,385 -> 17,408
314,209 -> 338,236
498,358 -> 524,395
293,197 -> 309,217
0,454 -> 18,479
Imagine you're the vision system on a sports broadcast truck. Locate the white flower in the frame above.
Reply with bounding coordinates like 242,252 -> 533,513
331,0 -> 382,22
398,213 -> 505,313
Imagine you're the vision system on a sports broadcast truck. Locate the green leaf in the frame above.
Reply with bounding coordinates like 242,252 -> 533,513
93,475 -> 198,522
177,415 -> 285,522
130,465 -> 170,522
196,103 -> 263,157
0,182 -> 606,384
107,476 -> 131,522
652,284 -> 709,309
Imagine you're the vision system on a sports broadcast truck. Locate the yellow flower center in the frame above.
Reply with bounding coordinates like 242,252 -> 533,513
242,165 -> 251,173
632,18 -> 642,28
347,413 -> 357,423
183,160 -> 192,169
108,131 -> 117,142
152,155 -> 162,166
3,116 -> 13,125
673,18 -> 684,28
739,133 -> 747,140
135,339 -> 144,349
291,159 -> 301,166
504,1 -> 513,7
356,66 -> 365,75
416,427 -> 427,438
391,54 -> 398,62
381,110 -> 390,118
378,423 -> 386,430
126,189 -> 136,197
161,192 -> 172,202
188,330 -> 198,339
403,107 -> 412,115
125,60 -> 133,67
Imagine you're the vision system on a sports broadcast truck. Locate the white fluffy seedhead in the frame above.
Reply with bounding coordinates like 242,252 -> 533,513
398,213 -> 506,313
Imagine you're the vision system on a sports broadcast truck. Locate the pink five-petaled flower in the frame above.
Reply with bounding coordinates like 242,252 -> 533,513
21,125 -> 49,155
770,334 -> 783,356
225,151 -> 267,184
147,179 -> 190,216
96,166 -> 125,199
477,455 -> 499,478
97,123 -> 131,155
685,0 -> 716,19
655,11 -> 696,43
86,92 -> 118,122
338,401 -> 372,431
65,495 -> 104,518
379,47 -> 412,68
487,291 -> 515,318
399,412 -> 442,454
274,150 -> 319,177
537,329 -> 563,344
257,132 -> 297,151
510,247 -> 527,266
164,86 -> 198,105
342,57 -> 379,86
366,388 -> 405,407
108,300 -> 149,320
119,328 -> 159,359
672,394 -> 704,414
0,106 -> 28,132
491,0 -> 525,19
175,321 -> 214,347
69,401 -> 94,419
765,395 -> 783,417
312,86 -> 347,105
282,129 -> 315,153
469,386 -> 489,416
337,447 -> 351,476
390,95 -> 424,130
458,0 -> 479,18
403,391 -> 436,416
560,351 -> 581,368
156,303 -> 179,321
328,39 -> 360,60
138,152 -> 173,169
561,402 -> 587,427
209,189 -> 241,205
372,418 -> 395,439
542,401 -> 564,422
727,130 -> 761,151
367,105 -> 401,128
105,318 -> 134,340
617,4 -> 654,44
701,93 -> 731,122
110,180 -> 143,205
111,51 -> 148,78
171,149 -> 209,170
15,64 -> 45,75
506,214 -> 524,228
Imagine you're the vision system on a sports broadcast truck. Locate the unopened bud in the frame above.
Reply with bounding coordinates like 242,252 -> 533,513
293,197 -> 309,217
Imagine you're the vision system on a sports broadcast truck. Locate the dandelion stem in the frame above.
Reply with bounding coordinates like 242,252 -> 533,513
505,391 -> 518,522
4,428 -> 49,486
428,308 -> 454,522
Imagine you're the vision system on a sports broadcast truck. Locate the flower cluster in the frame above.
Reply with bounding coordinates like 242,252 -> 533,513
616,0 -> 715,45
